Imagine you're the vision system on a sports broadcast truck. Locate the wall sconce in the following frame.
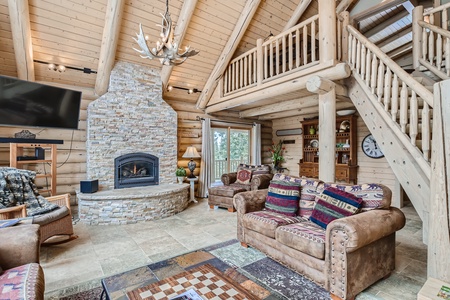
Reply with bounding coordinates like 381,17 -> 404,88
167,85 -> 201,94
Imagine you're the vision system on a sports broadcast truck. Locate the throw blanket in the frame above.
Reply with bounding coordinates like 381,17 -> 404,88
0,167 -> 58,216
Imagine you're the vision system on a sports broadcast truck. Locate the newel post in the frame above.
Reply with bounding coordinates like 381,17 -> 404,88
256,38 -> 263,86
412,6 -> 424,70
340,11 -> 350,63
318,0 -> 336,64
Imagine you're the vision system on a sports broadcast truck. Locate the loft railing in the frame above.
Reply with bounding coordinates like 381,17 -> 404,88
347,24 -> 433,179
413,4 -> 450,80
222,15 -> 320,96
213,159 -> 246,181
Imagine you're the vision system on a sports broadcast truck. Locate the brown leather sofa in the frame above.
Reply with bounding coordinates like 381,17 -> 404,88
0,224 -> 45,300
233,174 -> 406,300
208,164 -> 273,212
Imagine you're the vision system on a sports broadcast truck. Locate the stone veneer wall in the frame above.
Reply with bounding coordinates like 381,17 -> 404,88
87,62 -> 177,190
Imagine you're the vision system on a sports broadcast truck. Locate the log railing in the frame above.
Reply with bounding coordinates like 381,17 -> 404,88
347,24 -> 433,178
413,5 -> 450,80
222,14 -> 320,96
213,159 -> 244,181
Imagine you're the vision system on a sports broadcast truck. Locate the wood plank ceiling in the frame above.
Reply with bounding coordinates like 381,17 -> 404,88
0,0 -> 430,118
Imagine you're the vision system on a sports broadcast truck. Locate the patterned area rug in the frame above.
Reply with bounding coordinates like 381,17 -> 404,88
55,239 -> 329,299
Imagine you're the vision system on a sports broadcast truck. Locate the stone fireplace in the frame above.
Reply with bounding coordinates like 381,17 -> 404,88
77,62 -> 189,225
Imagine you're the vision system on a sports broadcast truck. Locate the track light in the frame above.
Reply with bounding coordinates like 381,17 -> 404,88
166,85 -> 201,94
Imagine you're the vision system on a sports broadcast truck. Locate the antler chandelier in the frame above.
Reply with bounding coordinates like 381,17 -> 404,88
133,0 -> 199,66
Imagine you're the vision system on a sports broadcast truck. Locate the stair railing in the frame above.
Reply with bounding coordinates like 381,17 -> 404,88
347,25 -> 433,178
413,4 -> 450,80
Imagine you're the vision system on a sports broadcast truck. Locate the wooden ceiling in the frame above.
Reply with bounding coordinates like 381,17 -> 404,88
0,0 -> 433,118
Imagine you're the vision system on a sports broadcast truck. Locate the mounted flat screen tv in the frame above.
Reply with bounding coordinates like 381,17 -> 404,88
0,75 -> 82,130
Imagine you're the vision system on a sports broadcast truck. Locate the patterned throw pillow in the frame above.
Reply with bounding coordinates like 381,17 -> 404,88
310,186 -> 363,229
235,169 -> 252,184
265,180 -> 301,216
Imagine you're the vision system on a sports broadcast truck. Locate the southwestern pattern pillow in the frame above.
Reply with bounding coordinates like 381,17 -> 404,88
310,186 -> 363,229
265,180 -> 301,216
235,169 -> 252,184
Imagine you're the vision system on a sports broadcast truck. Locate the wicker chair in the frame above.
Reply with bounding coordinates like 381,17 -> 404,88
0,193 -> 76,244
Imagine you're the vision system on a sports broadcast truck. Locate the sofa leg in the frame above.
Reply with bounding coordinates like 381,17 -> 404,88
228,207 -> 236,213
240,242 -> 248,248
209,205 -> 215,209
331,294 -> 354,300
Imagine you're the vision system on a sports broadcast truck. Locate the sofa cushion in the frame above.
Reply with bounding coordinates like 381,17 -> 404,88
310,187 -> 363,229
265,180 -> 301,216
319,183 -> 390,211
243,210 -> 301,238
237,164 -> 270,175
298,179 -> 322,218
275,219 -> 326,259
0,263 -> 44,300
236,169 -> 252,184
208,185 -> 248,198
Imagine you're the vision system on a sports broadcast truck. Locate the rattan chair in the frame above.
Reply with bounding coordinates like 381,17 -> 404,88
0,193 -> 77,245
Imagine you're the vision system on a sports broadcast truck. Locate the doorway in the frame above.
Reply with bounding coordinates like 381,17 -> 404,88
212,127 -> 250,182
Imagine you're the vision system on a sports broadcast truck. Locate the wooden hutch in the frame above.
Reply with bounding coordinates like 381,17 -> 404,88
299,114 -> 358,183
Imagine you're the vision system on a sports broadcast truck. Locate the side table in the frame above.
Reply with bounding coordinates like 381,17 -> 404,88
187,177 -> 198,203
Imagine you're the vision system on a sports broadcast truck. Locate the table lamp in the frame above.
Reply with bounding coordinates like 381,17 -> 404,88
182,146 -> 201,178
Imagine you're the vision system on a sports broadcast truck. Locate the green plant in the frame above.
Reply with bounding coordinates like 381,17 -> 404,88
175,167 -> 186,177
268,140 -> 285,166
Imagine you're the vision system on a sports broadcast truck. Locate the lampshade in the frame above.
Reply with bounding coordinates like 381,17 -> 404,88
182,146 -> 200,178
182,146 -> 201,158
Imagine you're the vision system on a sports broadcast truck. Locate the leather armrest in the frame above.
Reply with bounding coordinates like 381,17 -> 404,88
221,172 -> 237,185
233,189 -> 268,214
0,224 -> 41,270
326,207 -> 406,253
250,174 -> 274,190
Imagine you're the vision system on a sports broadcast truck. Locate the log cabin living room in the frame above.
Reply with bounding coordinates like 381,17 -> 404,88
1,0 -> 450,299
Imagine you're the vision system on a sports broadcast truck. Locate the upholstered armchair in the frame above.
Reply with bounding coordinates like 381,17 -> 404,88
0,224 -> 45,300
208,164 -> 274,212
0,167 -> 76,244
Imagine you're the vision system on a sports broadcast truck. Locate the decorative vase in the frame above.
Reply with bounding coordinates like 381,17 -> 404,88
309,127 -> 316,135
177,176 -> 185,184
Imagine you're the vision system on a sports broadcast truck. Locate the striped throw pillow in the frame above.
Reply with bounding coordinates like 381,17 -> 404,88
310,187 -> 363,229
265,180 -> 301,217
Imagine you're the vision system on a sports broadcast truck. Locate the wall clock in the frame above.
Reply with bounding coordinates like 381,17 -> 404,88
361,134 -> 384,158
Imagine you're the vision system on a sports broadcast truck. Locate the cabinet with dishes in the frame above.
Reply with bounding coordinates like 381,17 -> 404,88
299,114 -> 358,183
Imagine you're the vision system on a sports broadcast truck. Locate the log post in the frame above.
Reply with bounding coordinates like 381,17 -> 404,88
306,76 -> 336,182
318,0 -> 336,64
8,0 -> 34,81
427,80 -> 450,282
340,11 -> 350,63
413,6 -> 424,70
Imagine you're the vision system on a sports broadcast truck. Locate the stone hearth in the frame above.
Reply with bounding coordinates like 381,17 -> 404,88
78,62 -> 189,225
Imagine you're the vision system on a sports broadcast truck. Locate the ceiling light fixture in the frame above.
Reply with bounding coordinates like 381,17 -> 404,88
35,60 -> 97,74
133,0 -> 199,66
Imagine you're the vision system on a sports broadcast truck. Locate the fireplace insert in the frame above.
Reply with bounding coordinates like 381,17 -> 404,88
114,153 -> 159,189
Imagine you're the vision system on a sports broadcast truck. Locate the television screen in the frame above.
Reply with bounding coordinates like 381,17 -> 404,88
0,75 -> 82,130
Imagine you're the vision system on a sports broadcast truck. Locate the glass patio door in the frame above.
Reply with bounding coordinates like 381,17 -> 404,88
212,127 -> 250,182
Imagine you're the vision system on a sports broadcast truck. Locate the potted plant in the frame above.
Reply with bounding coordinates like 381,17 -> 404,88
175,167 -> 186,184
268,140 -> 285,172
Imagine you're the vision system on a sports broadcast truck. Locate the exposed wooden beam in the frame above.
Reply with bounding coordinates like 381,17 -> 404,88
8,0 -> 34,81
160,0 -> 199,88
240,96 -> 319,118
95,0 -> 125,96
205,63 -> 351,114
336,0 -> 356,13
387,42 -> 412,58
283,0 -> 312,31
196,0 -> 262,110
258,101 -> 355,120
363,9 -> 409,38
352,0 -> 407,22
376,25 -> 412,49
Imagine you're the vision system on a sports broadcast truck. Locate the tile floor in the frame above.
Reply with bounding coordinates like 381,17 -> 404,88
42,199 -> 427,299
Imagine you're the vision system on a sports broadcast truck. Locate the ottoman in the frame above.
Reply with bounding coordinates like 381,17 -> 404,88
208,185 -> 248,212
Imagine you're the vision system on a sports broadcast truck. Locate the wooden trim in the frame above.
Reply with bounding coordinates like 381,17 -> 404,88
196,0 -> 262,110
95,0 -> 125,96
8,0 -> 34,81
257,101 -> 355,120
